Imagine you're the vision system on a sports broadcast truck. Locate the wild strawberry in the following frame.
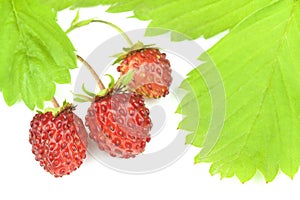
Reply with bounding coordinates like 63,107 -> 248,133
29,104 -> 87,177
85,92 -> 152,158
117,48 -> 172,98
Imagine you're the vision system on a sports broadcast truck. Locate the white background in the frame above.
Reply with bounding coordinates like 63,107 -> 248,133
1,6 -> 300,200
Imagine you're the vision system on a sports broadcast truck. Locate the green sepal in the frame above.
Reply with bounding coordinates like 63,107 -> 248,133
43,107 -> 62,116
105,74 -> 115,89
112,54 -> 127,65
112,41 -> 156,65
97,88 -> 110,97
123,41 -> 145,52
74,97 -> 89,103
113,70 -> 135,93
36,110 -> 44,114
119,70 -> 134,86
39,100 -> 73,116
62,99 -> 68,107
82,84 -> 96,97
72,91 -> 94,103
94,74 -> 115,97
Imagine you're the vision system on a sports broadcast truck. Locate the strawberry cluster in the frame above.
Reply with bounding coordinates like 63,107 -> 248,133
29,46 -> 172,177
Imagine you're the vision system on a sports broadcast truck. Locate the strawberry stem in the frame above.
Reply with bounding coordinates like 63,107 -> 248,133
76,55 -> 105,90
51,97 -> 60,108
65,12 -> 133,46
91,20 -> 134,46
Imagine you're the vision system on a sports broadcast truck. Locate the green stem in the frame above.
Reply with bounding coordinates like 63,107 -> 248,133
76,55 -> 105,90
51,97 -> 60,108
91,20 -> 134,46
65,26 -> 75,34
66,17 -> 134,46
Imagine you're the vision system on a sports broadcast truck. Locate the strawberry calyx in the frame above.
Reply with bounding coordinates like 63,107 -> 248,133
96,74 -> 115,97
96,70 -> 135,96
123,41 -> 155,52
73,70 -> 134,103
113,41 -> 156,65
39,100 -> 75,116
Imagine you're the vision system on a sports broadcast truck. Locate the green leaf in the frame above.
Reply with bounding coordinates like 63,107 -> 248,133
104,0 -> 276,39
39,0 -> 72,11
40,0 -> 277,39
0,0 -> 76,110
177,57 -> 219,148
179,0 -> 300,182
40,0 -> 120,11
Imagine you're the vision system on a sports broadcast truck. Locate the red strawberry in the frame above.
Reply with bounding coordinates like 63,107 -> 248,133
29,104 -> 87,177
85,92 -> 152,158
117,48 -> 172,98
